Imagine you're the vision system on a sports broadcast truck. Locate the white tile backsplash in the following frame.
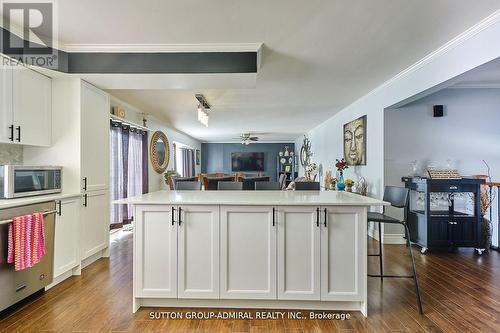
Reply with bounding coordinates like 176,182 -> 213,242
0,144 -> 23,164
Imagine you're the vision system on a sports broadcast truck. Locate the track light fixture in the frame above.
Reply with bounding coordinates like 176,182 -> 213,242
195,94 -> 211,127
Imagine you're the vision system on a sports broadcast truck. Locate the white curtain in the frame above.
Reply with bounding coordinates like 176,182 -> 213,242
127,131 -> 143,217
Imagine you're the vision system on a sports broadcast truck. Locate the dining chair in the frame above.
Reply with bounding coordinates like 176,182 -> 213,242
218,181 -> 243,190
241,176 -> 270,190
170,176 -> 199,190
204,176 -> 235,190
255,181 -> 280,190
175,181 -> 202,191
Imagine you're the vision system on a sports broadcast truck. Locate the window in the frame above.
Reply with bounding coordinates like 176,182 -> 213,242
173,141 -> 195,177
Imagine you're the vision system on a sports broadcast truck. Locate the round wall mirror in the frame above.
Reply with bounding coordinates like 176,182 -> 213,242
150,131 -> 170,173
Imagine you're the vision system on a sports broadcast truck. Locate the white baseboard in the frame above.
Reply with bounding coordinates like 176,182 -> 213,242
136,298 -> 367,317
45,270 -> 73,290
81,248 -> 107,269
368,227 -> 405,244
383,233 -> 406,245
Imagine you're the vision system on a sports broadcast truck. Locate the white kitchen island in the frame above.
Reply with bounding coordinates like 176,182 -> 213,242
116,190 -> 387,316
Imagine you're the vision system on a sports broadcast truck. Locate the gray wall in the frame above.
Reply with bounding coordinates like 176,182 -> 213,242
385,88 -> 500,245
201,143 -> 294,181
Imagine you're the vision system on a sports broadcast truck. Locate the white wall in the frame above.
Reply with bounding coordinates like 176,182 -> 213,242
295,11 -> 500,243
385,88 -> 500,182
385,88 -> 500,244
110,97 -> 202,192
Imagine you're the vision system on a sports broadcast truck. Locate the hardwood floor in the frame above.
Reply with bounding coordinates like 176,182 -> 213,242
1,230 -> 499,332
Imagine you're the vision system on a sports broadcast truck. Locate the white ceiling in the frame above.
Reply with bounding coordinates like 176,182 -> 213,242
55,0 -> 500,142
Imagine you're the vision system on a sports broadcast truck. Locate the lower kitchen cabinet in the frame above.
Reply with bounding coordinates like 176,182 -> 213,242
81,190 -> 109,260
135,205 -> 178,298
277,206 -> 320,300
220,206 -> 276,299
178,205 -> 219,299
53,196 -> 81,278
321,206 -> 365,301
135,205 -> 220,298
134,204 -> 367,307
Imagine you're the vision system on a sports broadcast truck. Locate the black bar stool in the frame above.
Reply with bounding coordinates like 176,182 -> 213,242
368,186 -> 423,314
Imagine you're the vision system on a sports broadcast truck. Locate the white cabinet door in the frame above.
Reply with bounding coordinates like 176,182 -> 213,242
277,206 -> 320,300
320,206 -> 366,301
53,197 -> 81,277
0,60 -> 13,143
178,205 -> 219,299
80,190 -> 109,260
80,82 -> 109,192
220,206 -> 276,299
135,205 -> 177,298
12,66 -> 51,146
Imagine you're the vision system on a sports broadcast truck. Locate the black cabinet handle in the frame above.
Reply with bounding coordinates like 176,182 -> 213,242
178,207 -> 182,226
316,207 -> 320,227
171,207 -> 176,226
57,200 -> 62,216
272,207 -> 275,227
83,177 -> 87,191
83,193 -> 88,207
15,126 -> 20,142
324,208 -> 327,227
8,125 -> 13,141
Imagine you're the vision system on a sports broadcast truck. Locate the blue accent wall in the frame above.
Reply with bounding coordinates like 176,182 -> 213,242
201,143 -> 295,181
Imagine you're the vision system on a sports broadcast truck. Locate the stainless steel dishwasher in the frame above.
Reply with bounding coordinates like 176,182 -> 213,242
0,201 -> 56,312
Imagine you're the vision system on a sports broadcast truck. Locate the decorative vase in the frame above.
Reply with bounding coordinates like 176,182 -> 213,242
337,171 -> 345,191
346,184 -> 353,192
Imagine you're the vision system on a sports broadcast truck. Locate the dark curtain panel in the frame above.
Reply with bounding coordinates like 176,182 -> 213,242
191,149 -> 195,176
121,125 -> 130,222
110,120 -> 148,229
142,132 -> 149,194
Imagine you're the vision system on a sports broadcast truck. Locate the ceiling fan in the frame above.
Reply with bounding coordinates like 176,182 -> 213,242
236,133 -> 259,145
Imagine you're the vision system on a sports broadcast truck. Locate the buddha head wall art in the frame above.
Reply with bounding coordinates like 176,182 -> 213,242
343,115 -> 366,166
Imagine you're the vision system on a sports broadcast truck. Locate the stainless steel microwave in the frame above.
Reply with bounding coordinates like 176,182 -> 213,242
0,165 -> 62,199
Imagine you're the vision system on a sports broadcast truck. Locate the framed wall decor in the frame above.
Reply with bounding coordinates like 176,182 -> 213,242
150,131 -> 170,173
343,115 -> 366,166
196,149 -> 200,165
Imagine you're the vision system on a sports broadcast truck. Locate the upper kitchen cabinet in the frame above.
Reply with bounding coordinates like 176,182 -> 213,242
80,82 -> 110,192
0,60 -> 13,143
12,66 -> 52,146
0,59 -> 51,146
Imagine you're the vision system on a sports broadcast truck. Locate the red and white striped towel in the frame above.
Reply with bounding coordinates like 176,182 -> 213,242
7,212 -> 46,271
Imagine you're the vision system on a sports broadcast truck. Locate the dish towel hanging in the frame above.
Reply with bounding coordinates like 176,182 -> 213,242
7,212 -> 46,271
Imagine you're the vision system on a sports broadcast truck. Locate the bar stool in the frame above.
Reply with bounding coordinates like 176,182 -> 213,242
368,186 -> 423,314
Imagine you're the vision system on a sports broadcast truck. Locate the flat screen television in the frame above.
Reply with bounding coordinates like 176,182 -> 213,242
231,152 -> 265,172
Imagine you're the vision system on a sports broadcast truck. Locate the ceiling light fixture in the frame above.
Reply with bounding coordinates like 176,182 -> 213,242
195,94 -> 211,127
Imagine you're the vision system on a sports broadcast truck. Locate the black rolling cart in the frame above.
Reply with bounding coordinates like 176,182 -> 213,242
402,177 -> 485,254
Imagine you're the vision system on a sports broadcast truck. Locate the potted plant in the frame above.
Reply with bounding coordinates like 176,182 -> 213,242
335,158 -> 349,191
164,169 -> 179,189
345,178 -> 354,192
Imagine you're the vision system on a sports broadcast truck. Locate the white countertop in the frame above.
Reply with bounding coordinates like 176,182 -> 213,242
115,190 -> 388,206
0,192 -> 82,210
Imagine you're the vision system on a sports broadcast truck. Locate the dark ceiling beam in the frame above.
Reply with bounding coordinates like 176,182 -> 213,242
1,27 -> 258,74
